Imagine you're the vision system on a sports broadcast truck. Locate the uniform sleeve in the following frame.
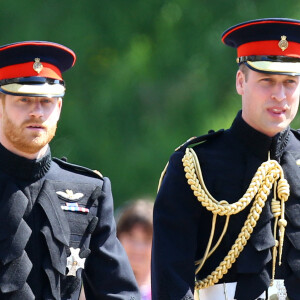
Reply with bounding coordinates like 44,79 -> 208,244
151,150 -> 201,300
82,177 -> 140,300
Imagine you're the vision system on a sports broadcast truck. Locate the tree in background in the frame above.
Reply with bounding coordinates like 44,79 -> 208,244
1,0 -> 300,206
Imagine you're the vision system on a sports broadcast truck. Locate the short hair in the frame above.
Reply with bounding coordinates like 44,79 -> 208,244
0,92 -> 6,105
239,63 -> 250,81
116,199 -> 154,237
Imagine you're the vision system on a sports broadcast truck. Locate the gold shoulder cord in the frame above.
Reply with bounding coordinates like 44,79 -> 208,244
182,147 -> 289,290
157,162 -> 169,193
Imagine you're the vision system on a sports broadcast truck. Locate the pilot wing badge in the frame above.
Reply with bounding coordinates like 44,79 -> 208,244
56,189 -> 84,201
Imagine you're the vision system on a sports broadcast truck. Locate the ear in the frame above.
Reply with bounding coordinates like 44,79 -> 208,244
0,95 -> 5,119
56,97 -> 63,121
236,70 -> 245,96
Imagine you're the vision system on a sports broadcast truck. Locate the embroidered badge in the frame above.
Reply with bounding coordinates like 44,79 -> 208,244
278,35 -> 288,51
56,189 -> 84,200
61,202 -> 89,213
33,58 -> 43,73
66,247 -> 86,276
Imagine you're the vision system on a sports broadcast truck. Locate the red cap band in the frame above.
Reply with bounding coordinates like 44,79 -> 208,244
0,62 -> 62,81
237,40 -> 300,58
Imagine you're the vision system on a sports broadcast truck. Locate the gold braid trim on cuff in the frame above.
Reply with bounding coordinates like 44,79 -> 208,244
182,147 -> 289,290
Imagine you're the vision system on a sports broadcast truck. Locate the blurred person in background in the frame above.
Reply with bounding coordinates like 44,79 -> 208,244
117,199 -> 154,300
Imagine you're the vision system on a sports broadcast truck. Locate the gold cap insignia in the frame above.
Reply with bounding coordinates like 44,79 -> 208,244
33,58 -> 43,73
56,189 -> 84,200
278,35 -> 288,51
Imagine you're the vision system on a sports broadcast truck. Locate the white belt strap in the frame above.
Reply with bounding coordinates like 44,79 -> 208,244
196,279 -> 289,299
197,282 -> 266,300
198,282 -> 237,300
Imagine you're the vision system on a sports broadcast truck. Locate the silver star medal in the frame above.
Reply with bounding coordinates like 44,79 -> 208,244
268,280 -> 287,300
66,247 -> 86,276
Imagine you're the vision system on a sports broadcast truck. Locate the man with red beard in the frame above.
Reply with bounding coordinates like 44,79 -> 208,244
0,41 -> 140,300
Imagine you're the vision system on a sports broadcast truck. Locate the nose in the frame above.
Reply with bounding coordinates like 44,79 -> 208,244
271,83 -> 286,102
29,101 -> 44,118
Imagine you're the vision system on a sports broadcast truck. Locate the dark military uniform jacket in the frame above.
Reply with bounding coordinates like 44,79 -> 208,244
0,143 -> 140,300
152,111 -> 300,300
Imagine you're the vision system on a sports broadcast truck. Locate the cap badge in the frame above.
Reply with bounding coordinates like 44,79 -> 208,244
278,35 -> 288,51
33,58 -> 43,73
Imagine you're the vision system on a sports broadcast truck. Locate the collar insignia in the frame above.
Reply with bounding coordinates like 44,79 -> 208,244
56,189 -> 84,201
33,58 -> 43,73
61,202 -> 89,213
278,35 -> 288,51
66,247 -> 86,276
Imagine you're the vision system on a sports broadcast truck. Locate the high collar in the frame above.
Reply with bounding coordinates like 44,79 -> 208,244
230,110 -> 290,162
0,143 -> 52,181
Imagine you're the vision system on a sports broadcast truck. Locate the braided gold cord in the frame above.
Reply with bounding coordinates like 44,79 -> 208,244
195,213 -> 218,274
182,148 -> 290,290
195,215 -> 230,270
183,148 -> 283,216
277,178 -> 289,265
271,192 -> 280,286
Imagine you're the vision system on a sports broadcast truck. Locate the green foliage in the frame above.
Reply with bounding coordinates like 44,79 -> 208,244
1,0 -> 300,206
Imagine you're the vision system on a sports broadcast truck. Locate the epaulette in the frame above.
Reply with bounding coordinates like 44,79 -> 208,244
157,129 -> 224,193
53,157 -> 104,180
175,129 -> 224,152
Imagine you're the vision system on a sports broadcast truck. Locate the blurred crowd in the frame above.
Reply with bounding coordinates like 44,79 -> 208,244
80,199 -> 154,300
